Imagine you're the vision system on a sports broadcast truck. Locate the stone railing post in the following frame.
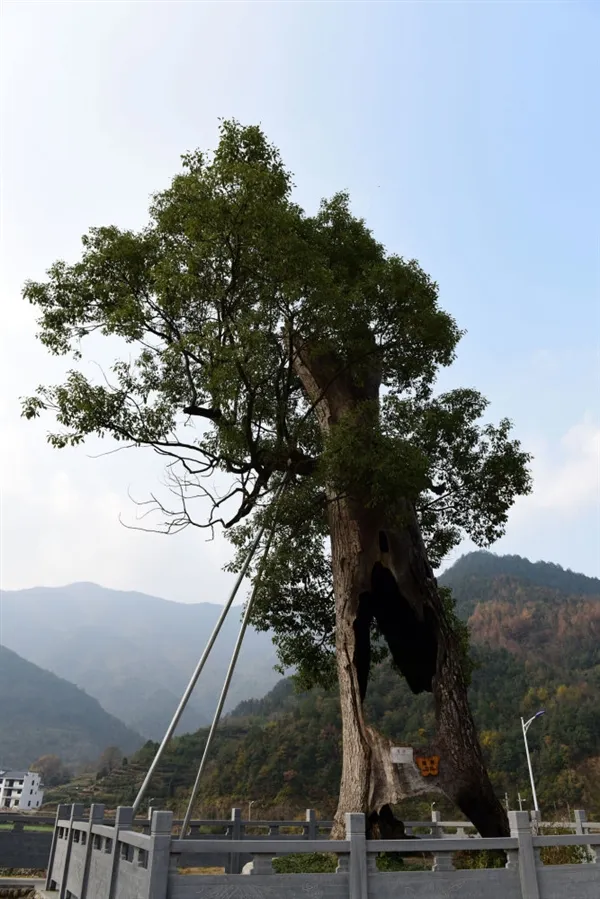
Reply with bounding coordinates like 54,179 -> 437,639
107,806 -> 134,899
80,804 -> 105,898
431,811 -> 454,871
228,807 -> 242,874
574,809 -> 587,835
509,810 -> 540,899
45,803 -> 70,890
142,806 -> 157,835
58,803 -> 84,899
147,810 -> 173,899
574,810 -> 596,864
306,808 -> 317,841
530,809 -> 541,835
346,813 -> 368,899
431,809 -> 442,837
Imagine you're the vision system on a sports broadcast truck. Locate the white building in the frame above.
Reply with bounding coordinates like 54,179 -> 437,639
0,770 -> 44,810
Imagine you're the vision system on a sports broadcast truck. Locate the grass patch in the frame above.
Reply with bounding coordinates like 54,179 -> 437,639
268,852 -> 432,873
0,869 -> 45,877
178,867 -> 225,875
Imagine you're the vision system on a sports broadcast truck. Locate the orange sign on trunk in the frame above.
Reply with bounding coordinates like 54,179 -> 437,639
415,755 -> 440,777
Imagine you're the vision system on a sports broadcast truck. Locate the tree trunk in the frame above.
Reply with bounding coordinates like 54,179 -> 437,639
294,343 -> 509,839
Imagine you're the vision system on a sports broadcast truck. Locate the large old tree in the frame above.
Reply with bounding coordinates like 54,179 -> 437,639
23,122 -> 531,837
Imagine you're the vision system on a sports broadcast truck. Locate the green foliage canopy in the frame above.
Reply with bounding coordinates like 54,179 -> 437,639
22,121 -> 532,687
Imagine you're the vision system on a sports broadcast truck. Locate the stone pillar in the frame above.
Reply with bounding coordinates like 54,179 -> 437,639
143,807 -> 157,835
107,806 -> 134,899
80,804 -> 105,898
45,803 -> 70,890
431,811 -> 454,871
228,807 -> 242,874
147,810 -> 173,899
530,809 -> 541,835
346,813 -> 368,899
58,803 -> 84,899
574,810 -> 596,864
305,808 -> 317,841
509,810 -> 540,899
574,810 -> 587,835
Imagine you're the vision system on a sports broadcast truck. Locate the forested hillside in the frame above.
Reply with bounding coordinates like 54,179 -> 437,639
45,553 -> 600,819
0,646 -> 144,769
0,583 -> 284,739
440,550 -> 600,617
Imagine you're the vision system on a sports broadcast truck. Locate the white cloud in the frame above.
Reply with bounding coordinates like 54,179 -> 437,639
513,414 -> 600,518
440,413 -> 600,576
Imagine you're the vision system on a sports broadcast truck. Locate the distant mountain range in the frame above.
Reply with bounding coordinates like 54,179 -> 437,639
0,645 -> 144,769
3,552 -> 598,790
0,582 -> 284,740
33,551 -> 600,819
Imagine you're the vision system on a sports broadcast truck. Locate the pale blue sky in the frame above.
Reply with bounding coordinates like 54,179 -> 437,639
1,0 -> 598,602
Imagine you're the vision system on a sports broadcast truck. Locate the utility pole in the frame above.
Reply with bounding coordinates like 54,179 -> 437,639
518,793 -> 524,811
521,710 -> 545,813
504,792 -> 510,812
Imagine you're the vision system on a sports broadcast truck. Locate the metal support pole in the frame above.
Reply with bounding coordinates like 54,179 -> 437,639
181,483 -> 285,835
132,479 -> 286,816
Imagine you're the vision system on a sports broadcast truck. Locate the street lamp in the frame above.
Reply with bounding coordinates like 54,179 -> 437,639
248,800 -> 256,821
521,710 -> 545,813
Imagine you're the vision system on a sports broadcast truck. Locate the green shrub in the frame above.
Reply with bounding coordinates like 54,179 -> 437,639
272,853 -> 337,873
375,852 -> 405,871
539,827 -> 593,866
376,852 -> 430,871
454,849 -> 506,869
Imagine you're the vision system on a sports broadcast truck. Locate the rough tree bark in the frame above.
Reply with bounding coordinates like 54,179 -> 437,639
294,343 -> 509,839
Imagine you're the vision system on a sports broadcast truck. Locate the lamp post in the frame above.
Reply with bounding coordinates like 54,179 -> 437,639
248,800 -> 256,821
521,710 -> 545,813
